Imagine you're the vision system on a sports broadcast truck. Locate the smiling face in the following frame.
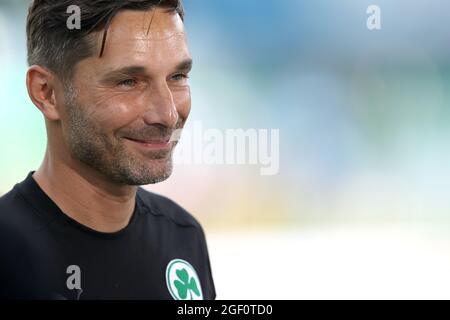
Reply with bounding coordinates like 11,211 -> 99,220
56,8 -> 192,185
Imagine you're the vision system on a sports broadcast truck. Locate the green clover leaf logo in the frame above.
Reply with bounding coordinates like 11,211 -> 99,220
174,268 -> 201,300
166,259 -> 203,300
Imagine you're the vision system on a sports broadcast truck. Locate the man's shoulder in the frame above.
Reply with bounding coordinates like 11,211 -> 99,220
0,184 -> 18,203
137,187 -> 203,231
0,185 -> 24,219
0,184 -> 40,232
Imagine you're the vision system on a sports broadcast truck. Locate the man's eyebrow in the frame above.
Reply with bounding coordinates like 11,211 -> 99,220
175,59 -> 193,72
100,59 -> 193,82
100,66 -> 148,82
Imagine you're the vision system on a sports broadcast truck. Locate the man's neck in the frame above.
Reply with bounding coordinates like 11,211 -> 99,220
33,153 -> 138,233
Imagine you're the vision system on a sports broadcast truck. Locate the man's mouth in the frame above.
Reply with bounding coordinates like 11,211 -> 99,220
123,137 -> 171,150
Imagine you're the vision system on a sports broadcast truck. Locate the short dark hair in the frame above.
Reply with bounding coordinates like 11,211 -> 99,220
26,0 -> 184,81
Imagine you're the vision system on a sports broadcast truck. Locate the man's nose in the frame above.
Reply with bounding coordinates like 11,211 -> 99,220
142,80 -> 178,129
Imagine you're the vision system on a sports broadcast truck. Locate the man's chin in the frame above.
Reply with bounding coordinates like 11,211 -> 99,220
133,160 -> 173,185
102,156 -> 173,186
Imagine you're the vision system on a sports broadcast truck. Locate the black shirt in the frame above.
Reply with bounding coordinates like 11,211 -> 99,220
0,171 -> 215,300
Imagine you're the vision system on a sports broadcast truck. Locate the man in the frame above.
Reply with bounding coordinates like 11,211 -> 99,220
0,0 -> 215,300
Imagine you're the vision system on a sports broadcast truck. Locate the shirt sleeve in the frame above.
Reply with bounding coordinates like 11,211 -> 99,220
197,224 -> 216,300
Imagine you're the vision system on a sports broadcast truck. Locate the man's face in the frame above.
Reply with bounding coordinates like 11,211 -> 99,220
58,9 -> 192,185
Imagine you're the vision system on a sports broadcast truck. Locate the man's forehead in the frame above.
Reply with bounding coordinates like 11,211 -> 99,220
106,8 -> 186,42
87,7 -> 190,70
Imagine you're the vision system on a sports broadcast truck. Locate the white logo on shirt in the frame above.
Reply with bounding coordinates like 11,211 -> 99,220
166,259 -> 203,300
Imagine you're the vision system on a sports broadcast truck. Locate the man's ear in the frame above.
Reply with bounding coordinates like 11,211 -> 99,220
26,65 -> 61,121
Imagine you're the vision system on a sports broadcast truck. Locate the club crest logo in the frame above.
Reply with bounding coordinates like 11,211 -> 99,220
166,259 -> 203,300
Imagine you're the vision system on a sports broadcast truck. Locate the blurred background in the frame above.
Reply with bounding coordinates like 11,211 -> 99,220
1,0 -> 450,299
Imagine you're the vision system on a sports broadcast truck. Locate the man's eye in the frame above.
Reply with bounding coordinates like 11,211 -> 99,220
171,73 -> 189,81
117,79 -> 137,87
